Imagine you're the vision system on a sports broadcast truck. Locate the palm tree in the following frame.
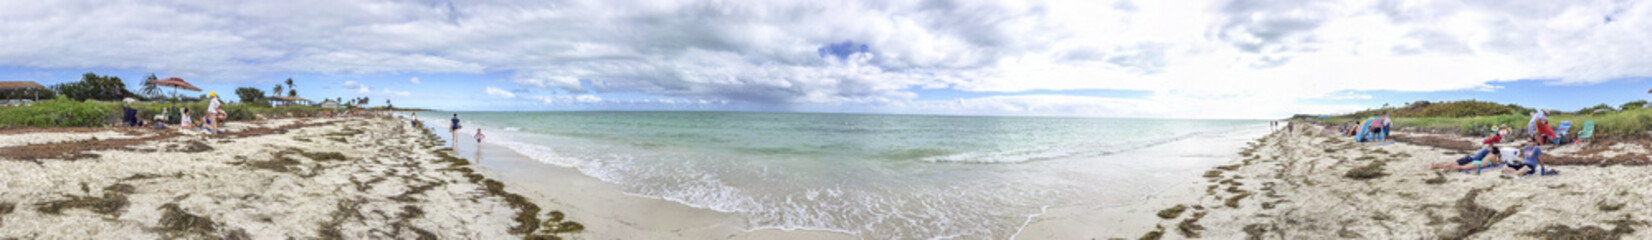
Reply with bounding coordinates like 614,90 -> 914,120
285,78 -> 296,97
274,85 -> 283,98
140,74 -> 160,100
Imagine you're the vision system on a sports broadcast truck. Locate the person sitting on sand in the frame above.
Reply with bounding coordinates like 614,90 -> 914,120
1504,137 -> 1544,176
1482,130 -> 1503,145
180,108 -> 194,130
1429,144 -> 1501,174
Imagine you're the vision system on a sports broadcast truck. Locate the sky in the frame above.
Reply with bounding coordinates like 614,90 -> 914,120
2,0 -> 1650,119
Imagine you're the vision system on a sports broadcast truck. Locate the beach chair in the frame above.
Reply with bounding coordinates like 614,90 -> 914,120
1554,121 -> 1572,145
1577,120 -> 1595,143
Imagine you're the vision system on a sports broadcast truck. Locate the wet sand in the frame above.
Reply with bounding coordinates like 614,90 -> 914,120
429,125 -> 856,240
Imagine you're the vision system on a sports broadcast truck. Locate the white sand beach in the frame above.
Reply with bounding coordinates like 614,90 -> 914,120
0,117 -> 568,239
1021,124 -> 1652,239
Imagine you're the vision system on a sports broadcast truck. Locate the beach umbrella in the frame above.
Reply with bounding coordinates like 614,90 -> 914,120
148,77 -> 201,108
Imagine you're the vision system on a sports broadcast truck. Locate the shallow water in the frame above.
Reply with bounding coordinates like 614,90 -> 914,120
423,111 -> 1267,239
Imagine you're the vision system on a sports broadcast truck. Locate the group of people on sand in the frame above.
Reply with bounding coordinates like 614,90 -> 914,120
1427,110 -> 1562,177
1320,113 -> 1393,140
402,112 -> 486,144
1427,136 -> 1549,177
123,92 -> 228,134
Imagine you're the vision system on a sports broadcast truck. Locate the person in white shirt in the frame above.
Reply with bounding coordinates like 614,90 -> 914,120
1381,113 -> 1393,140
1527,109 -> 1548,135
206,92 -> 223,133
180,108 -> 194,130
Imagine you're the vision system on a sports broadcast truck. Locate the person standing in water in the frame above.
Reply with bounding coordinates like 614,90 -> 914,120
450,114 -> 462,148
475,128 -> 485,143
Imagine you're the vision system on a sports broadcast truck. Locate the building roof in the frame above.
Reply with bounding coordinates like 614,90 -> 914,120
0,81 -> 46,90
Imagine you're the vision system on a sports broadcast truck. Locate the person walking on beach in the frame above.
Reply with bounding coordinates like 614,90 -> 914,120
475,128 -> 485,143
451,113 -> 462,148
410,112 -> 419,128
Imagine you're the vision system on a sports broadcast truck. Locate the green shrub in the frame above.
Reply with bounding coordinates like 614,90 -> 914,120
0,96 -> 340,127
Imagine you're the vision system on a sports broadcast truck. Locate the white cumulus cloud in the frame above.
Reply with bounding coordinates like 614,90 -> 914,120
485,87 -> 515,99
2,0 -> 1649,118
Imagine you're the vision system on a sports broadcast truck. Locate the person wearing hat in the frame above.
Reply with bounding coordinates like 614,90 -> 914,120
205,92 -> 223,134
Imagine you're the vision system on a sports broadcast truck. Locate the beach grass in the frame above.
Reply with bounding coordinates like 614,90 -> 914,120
1308,105 -> 1652,139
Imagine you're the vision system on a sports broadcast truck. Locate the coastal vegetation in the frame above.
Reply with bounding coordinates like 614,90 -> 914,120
0,72 -> 419,128
0,95 -> 335,127
1300,99 -> 1652,138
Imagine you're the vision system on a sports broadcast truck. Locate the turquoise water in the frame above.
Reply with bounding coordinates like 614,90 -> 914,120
429,111 -> 1265,239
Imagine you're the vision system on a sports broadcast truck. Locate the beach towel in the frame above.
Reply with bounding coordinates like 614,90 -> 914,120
1461,163 -> 1504,175
1375,142 -> 1395,146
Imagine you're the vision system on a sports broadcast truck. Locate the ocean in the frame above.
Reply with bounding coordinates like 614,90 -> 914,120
423,111 -> 1269,239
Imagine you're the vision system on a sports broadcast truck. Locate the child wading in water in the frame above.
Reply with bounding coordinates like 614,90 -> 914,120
475,128 -> 486,143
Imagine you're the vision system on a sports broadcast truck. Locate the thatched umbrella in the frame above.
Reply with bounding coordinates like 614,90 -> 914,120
148,77 -> 201,108
268,96 -> 312,107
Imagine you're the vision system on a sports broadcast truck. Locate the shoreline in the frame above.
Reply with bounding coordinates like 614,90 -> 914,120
435,120 -> 1274,239
423,122 -> 857,239
0,117 -> 572,239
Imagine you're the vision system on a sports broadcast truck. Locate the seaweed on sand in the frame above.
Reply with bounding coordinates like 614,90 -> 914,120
35,183 -> 134,216
1177,211 -> 1207,238
1226,192 -> 1253,208
1243,224 -> 1269,240
1139,225 -> 1165,240
1598,201 -> 1625,212
1439,188 -> 1520,240
1343,160 -> 1388,180
1203,170 -> 1223,179
1157,204 -> 1187,219
0,202 -> 14,225
158,203 -> 218,237
1521,216 -> 1646,240
1425,172 -> 1449,184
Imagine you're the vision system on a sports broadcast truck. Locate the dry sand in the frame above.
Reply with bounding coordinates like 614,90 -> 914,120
0,117 -> 574,239
1021,124 -> 1652,239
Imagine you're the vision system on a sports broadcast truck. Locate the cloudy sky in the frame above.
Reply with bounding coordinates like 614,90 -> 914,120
2,0 -> 1649,119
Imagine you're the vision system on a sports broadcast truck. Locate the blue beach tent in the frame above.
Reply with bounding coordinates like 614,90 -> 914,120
1355,117 -> 1379,142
